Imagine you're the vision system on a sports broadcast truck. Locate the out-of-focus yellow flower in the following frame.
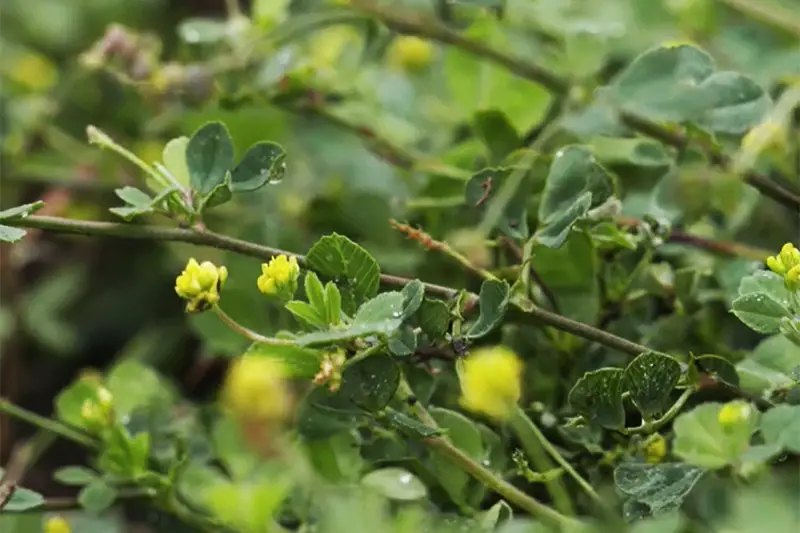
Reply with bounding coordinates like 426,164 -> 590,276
257,255 -> 299,300
766,243 -> 800,291
459,346 -> 523,422
175,258 -> 228,313
44,516 -> 71,533
718,401 -> 752,431
388,36 -> 434,72
643,434 -> 667,463
80,386 -> 115,429
223,355 -> 293,423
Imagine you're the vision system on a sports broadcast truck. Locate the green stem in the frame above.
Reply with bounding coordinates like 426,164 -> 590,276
511,407 -> 604,508
344,342 -> 384,367
213,305 -> 292,345
622,387 -> 697,435
508,409 -> 575,516
0,399 -> 97,449
86,126 -> 170,190
396,375 -> 439,429
423,437 -> 579,531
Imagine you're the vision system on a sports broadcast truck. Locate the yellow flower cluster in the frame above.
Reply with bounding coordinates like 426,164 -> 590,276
175,258 -> 228,313
766,242 -> 800,292
459,346 -> 523,422
44,516 -> 71,533
388,36 -> 434,72
257,255 -> 300,300
222,355 -> 293,424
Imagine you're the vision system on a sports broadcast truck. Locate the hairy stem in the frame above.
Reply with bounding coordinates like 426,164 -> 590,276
0,399 -> 97,449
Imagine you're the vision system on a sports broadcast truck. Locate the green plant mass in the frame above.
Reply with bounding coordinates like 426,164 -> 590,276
2,0 -> 800,532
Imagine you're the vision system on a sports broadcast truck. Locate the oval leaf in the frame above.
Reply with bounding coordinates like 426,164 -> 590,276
623,352 -> 682,418
230,141 -> 286,192
467,279 -> 510,339
360,468 -> 427,501
568,368 -> 625,429
186,121 -> 235,196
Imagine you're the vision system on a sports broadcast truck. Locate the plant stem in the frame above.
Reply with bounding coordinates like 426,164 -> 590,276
424,436 -> 580,531
212,305 -> 292,345
0,399 -> 97,449
511,407 -> 604,508
622,387 -> 697,435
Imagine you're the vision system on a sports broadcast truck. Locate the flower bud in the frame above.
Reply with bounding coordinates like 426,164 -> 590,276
387,36 -> 434,72
175,258 -> 228,313
459,346 -> 523,422
766,243 -> 800,292
222,355 -> 293,424
45,516 -> 72,533
257,255 -> 300,301
643,434 -> 667,463
718,401 -> 752,431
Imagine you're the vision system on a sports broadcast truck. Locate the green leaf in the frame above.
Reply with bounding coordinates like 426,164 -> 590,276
306,233 -> 381,314
0,201 -> 45,221
229,141 -> 286,192
473,110 -> 521,164
528,230 -> 600,324
115,186 -> 152,207
465,167 -> 533,239
293,320 -> 402,346
305,432 -> 364,483
738,271 -> 792,311
325,282 -> 342,324
53,466 -> 98,486
537,145 -> 614,243
623,353 -> 682,418
304,272 -> 327,314
360,468 -> 428,501
694,355 -> 740,387
78,480 -> 118,513
731,292 -> 791,334
385,410 -> 441,439
162,136 -> 191,187
3,487 -> 44,512
673,402 -> 758,469
415,298 -> 450,340
568,368 -> 625,429
429,407 -> 484,504
737,335 -> 800,394
759,404 -> 800,453
354,292 -> 405,324
401,280 -> 425,320
467,279 -> 510,339
588,137 -> 672,167
107,359 -> 172,418
241,342 -> 321,379
388,327 -> 418,357
0,225 -> 27,243
199,172 -> 232,210
297,396 -> 366,440
534,192 -> 592,248
0,202 -> 46,243
186,121 -> 235,196
55,379 -> 100,430
286,300 -> 327,329
609,44 -> 769,133
614,463 -> 706,517
339,353 -> 400,412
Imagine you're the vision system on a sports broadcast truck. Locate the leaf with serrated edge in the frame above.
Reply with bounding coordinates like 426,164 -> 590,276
568,368 -> 625,429
623,352 -> 682,418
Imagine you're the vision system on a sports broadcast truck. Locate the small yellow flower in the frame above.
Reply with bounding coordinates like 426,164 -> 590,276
80,386 -> 114,429
222,355 -> 293,423
766,243 -> 800,291
388,36 -> 435,72
459,346 -> 523,422
175,258 -> 228,313
643,434 -> 667,463
257,255 -> 300,300
718,401 -> 752,431
44,516 -> 72,533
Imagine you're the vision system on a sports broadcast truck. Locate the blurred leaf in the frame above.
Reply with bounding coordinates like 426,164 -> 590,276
588,137 -> 672,167
241,342 -> 322,379
737,335 -> 800,394
0,201 -> 45,243
568,368 -> 625,429
673,402 -> 758,469
467,279 -> 510,339
429,407 -> 484,504
361,468 -> 428,501
465,167 -> 532,239
54,466 -> 98,486
186,121 -> 235,196
623,352 -> 682,418
162,136 -> 191,187
2,486 -> 44,512
759,404 -> 800,453
106,359 -> 172,418
415,298 -> 451,340
306,432 -> 364,483
177,18 -> 228,44
339,353 -> 400,412
614,463 -> 706,518
694,355 -> 740,387
78,480 -> 118,513
473,110 -> 521,164
55,379 -> 99,430
230,141 -> 286,192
